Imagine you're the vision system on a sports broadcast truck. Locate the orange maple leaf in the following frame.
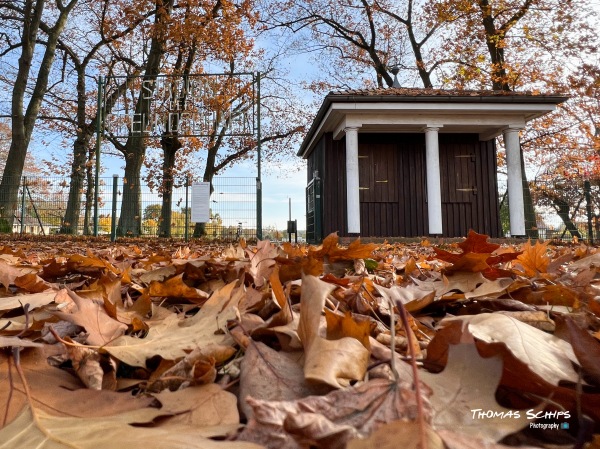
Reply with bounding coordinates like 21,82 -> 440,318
515,240 -> 550,277
457,229 -> 500,254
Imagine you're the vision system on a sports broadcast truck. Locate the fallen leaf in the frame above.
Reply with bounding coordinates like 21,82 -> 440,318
104,280 -> 241,367
426,344 -> 532,442
0,291 -> 57,311
440,313 -> 579,385
239,342 -> 328,420
457,230 -> 501,254
298,275 -> 369,388
152,383 -> 240,427
555,315 -> 600,386
237,378 -> 430,449
0,406 -> 263,449
52,289 -> 127,346
148,273 -> 209,302
0,346 -> 155,427
246,240 -> 278,288
514,240 -> 550,277
347,420 -> 444,449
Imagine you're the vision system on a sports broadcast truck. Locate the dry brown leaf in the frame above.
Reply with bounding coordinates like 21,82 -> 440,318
298,275 -> 369,388
555,315 -> 600,386
52,289 -> 127,346
62,337 -> 117,390
324,309 -> 371,348
347,420 -> 444,449
148,273 -> 210,302
152,383 -> 240,427
425,344 -> 532,442
0,290 -> 57,311
443,313 -> 579,385
13,273 -> 53,293
0,345 -> 155,427
237,378 -> 430,449
464,277 -> 514,299
246,240 -> 278,288
0,259 -> 37,290
239,342 -> 328,420
104,280 -> 242,367
376,283 -> 436,312
0,405 -> 264,449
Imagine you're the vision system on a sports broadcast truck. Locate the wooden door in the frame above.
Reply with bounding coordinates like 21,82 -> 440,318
440,141 -> 477,236
358,143 -> 399,236
358,143 -> 398,203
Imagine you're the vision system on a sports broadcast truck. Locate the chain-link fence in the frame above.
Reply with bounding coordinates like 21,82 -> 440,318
2,175 -> 257,240
499,178 -> 600,243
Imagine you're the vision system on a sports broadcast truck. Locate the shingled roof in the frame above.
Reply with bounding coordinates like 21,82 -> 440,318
297,88 -> 568,157
326,87 -> 567,101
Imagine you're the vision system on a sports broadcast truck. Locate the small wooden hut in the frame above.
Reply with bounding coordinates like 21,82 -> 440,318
298,88 -> 567,242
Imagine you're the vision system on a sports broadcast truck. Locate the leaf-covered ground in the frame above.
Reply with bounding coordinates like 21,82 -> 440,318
1,231 -> 599,449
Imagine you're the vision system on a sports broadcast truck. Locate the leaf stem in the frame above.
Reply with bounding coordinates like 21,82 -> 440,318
396,299 -> 428,449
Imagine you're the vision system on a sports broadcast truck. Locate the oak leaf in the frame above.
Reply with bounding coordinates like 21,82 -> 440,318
148,273 -> 210,302
52,289 -> 127,346
104,280 -> 242,367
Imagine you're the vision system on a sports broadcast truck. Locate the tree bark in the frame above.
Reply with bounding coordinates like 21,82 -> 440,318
553,198 -> 582,239
0,0 -> 77,230
117,135 -> 145,236
117,0 -> 173,236
158,139 -> 180,237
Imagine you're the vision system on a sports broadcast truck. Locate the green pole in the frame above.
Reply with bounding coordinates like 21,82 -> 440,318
94,76 -> 103,237
185,175 -> 190,242
20,177 -> 26,235
111,174 -> 118,242
256,72 -> 262,240
585,180 -> 594,244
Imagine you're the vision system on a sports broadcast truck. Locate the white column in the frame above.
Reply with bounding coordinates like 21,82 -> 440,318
504,127 -> 525,236
345,126 -> 361,234
424,127 -> 443,235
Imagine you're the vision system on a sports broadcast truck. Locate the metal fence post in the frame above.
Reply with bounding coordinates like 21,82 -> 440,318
111,175 -> 118,242
585,180 -> 594,245
185,176 -> 190,242
20,177 -> 26,235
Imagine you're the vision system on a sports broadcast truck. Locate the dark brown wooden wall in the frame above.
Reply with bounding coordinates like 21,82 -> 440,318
305,132 -> 501,239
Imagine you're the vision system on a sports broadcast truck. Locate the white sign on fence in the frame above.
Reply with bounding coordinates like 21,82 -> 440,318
191,183 -> 211,222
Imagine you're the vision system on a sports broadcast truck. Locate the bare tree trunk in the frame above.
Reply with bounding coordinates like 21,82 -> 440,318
553,198 -> 582,239
0,0 -> 77,230
117,135 -> 145,236
159,142 -> 180,237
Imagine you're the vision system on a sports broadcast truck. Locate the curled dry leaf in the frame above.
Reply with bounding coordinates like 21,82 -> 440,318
439,313 -> 579,385
104,280 -> 242,367
237,378 -> 430,449
298,275 -> 369,388
52,289 -> 128,346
